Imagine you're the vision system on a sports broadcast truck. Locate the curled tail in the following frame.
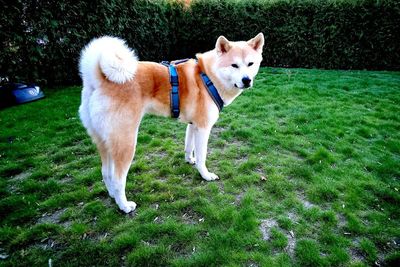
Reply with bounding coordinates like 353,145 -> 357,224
79,36 -> 138,84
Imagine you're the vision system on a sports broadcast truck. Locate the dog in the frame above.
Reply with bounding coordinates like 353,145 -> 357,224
79,33 -> 264,213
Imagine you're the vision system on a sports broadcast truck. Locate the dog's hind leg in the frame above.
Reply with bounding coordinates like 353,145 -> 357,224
184,124 -> 196,164
96,139 -> 115,198
87,130 -> 116,198
107,118 -> 140,213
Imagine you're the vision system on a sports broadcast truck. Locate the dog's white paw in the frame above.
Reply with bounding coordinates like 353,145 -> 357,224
202,172 -> 219,181
119,201 -> 137,213
185,156 -> 196,165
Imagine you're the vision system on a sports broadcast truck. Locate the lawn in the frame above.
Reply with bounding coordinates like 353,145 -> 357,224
1,68 -> 399,266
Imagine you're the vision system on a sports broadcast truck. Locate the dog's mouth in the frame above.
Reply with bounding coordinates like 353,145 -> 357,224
234,83 -> 251,89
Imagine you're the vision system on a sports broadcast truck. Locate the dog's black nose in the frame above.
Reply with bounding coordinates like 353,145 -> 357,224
242,77 -> 251,88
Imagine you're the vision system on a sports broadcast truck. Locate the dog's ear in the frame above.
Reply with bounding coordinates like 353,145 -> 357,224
248,33 -> 264,53
216,36 -> 231,55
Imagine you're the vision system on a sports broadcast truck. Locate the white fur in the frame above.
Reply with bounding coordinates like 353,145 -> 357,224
112,122 -> 140,213
186,102 -> 219,181
214,39 -> 263,91
216,54 -> 262,90
79,36 -> 139,213
185,124 -> 196,164
194,127 -> 219,181
79,36 -> 138,85
79,34 -> 263,213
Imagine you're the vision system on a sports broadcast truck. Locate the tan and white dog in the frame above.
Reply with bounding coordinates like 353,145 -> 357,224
79,33 -> 264,213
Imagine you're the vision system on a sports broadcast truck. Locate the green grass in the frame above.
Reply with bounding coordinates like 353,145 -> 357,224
1,68 -> 399,266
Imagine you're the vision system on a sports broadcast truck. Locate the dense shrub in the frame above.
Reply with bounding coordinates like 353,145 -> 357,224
0,0 -> 399,86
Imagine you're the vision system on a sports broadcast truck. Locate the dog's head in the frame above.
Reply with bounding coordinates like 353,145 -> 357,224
214,33 -> 264,90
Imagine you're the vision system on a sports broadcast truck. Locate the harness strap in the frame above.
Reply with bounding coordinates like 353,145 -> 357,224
162,61 -> 180,118
200,72 -> 224,112
169,65 -> 180,118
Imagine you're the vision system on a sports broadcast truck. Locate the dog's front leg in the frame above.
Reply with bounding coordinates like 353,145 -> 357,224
194,126 -> 219,181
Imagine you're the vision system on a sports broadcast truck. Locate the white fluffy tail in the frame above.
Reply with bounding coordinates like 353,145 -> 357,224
79,36 -> 138,84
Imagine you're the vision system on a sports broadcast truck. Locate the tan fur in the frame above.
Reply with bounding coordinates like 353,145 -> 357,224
89,60 -> 214,181
98,59 -> 214,126
79,34 -> 264,213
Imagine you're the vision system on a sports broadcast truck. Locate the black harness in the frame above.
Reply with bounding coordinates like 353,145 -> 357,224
161,59 -> 224,118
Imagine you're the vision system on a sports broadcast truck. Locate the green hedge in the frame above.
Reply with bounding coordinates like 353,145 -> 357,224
1,0 -> 399,86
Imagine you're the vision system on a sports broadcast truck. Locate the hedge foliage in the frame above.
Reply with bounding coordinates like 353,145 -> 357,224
1,0 -> 399,86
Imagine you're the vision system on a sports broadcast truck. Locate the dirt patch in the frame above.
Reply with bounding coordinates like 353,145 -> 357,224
287,212 -> 298,222
349,238 -> 364,263
210,126 -> 226,137
349,248 -> 364,263
152,215 -> 164,224
99,197 -> 114,208
229,139 -> 245,148
217,182 -> 225,194
9,170 -> 32,182
260,218 -> 297,257
150,203 -> 160,210
58,174 -> 73,184
254,167 -> 265,176
285,229 -> 296,257
234,192 -> 245,206
234,155 -> 249,165
181,208 -> 204,225
301,198 -> 314,209
286,212 -> 298,256
338,213 -> 347,228
247,261 -> 259,267
209,137 -> 245,155
144,151 -> 168,161
297,192 -> 315,209
260,219 -> 278,241
36,238 -> 59,250
37,208 -> 70,227
157,176 -> 168,183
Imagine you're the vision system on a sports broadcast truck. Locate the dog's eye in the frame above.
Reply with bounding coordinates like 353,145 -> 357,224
248,62 -> 254,67
231,64 -> 239,68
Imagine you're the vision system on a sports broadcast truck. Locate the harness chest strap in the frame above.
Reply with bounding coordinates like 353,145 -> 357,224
162,61 -> 180,118
168,64 -> 180,118
199,72 -> 224,112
